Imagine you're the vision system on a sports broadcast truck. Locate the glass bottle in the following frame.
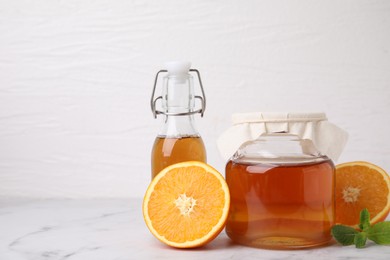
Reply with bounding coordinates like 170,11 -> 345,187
150,61 -> 207,179
225,133 -> 335,249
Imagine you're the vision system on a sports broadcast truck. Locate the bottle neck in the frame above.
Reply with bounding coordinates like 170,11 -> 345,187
162,74 -> 195,115
157,73 -> 201,137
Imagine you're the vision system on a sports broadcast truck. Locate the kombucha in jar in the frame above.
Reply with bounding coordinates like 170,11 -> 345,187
226,156 -> 334,249
224,133 -> 336,249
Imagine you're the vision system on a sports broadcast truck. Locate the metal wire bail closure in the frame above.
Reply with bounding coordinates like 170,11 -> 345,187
150,69 -> 206,118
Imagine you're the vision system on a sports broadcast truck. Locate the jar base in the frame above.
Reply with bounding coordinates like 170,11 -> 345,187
228,235 -> 333,250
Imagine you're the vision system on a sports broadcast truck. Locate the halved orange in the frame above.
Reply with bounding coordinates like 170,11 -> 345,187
143,161 -> 230,248
335,161 -> 390,227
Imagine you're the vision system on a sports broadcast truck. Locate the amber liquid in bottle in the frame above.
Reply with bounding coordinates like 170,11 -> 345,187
225,159 -> 334,249
151,135 -> 206,178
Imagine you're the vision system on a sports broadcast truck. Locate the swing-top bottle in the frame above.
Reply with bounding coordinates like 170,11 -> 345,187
150,61 -> 207,179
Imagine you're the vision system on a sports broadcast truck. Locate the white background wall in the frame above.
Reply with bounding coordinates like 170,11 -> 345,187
0,0 -> 389,198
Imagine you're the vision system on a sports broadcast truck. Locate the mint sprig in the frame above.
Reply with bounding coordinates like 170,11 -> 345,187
331,208 -> 390,248
359,208 -> 370,231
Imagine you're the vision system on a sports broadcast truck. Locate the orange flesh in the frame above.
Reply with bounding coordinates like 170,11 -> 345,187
335,162 -> 390,226
143,162 -> 230,248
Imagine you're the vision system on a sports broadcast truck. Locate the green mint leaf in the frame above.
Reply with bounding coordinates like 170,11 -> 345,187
359,208 -> 371,231
367,221 -> 390,245
331,225 -> 359,246
354,232 -> 367,248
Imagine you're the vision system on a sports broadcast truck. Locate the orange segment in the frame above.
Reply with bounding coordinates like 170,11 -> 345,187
143,161 -> 230,248
335,161 -> 390,227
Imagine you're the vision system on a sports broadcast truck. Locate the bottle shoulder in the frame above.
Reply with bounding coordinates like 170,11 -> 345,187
157,115 -> 201,137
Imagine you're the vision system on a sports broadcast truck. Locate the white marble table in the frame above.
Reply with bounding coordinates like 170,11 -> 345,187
1,198 -> 389,260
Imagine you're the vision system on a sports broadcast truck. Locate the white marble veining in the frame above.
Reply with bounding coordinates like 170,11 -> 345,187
1,199 -> 389,260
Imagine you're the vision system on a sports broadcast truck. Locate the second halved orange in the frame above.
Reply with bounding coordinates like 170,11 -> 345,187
335,161 -> 390,227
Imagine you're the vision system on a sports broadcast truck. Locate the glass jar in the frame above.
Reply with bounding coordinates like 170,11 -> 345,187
225,133 -> 335,249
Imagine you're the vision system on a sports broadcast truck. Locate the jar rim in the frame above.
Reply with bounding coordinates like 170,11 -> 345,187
232,112 -> 327,125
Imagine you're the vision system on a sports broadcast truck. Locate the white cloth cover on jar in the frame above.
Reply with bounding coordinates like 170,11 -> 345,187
217,112 -> 348,162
